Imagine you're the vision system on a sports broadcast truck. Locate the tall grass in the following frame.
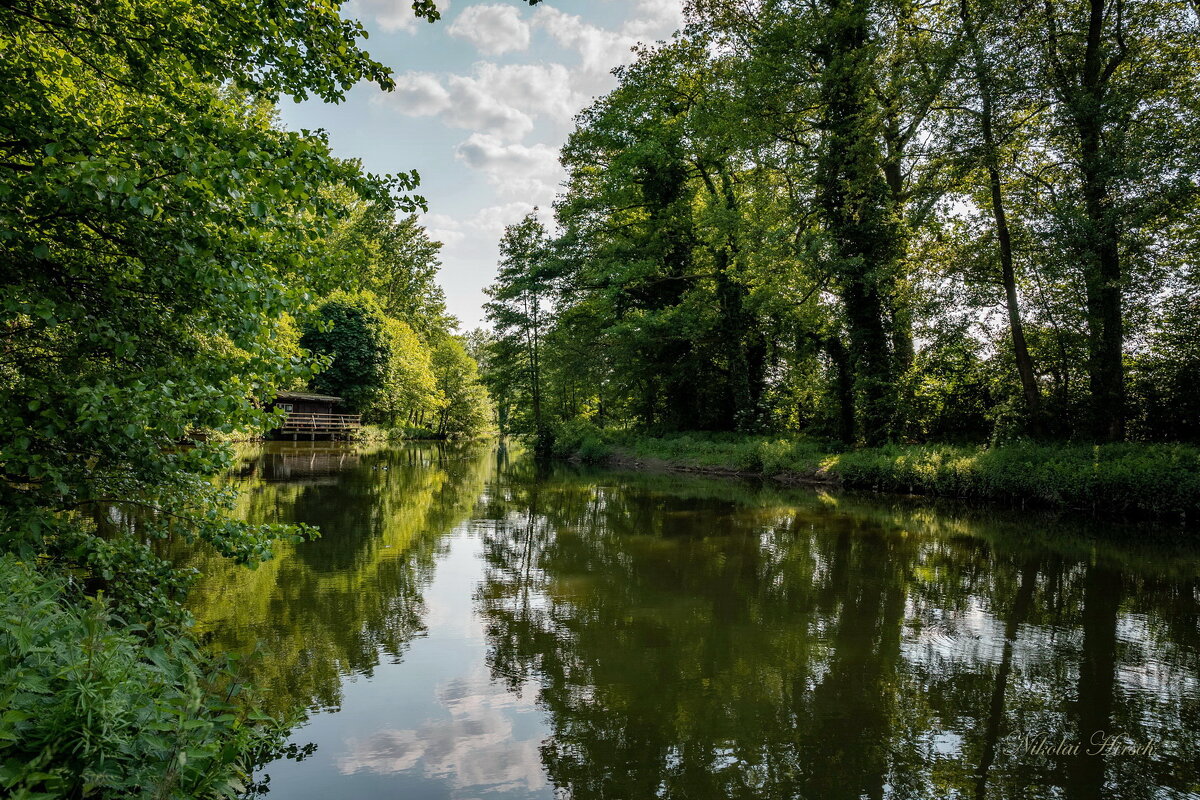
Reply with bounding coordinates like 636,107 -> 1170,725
547,421 -> 1200,517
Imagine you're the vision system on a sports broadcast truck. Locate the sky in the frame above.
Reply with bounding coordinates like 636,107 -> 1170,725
278,0 -> 687,330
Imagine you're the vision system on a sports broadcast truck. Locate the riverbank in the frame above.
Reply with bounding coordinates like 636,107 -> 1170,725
548,423 -> 1200,518
353,424 -> 494,442
187,425 -> 477,444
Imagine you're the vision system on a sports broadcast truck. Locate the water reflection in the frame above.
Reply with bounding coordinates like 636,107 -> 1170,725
476,461 -> 1200,800
179,442 -> 494,715
336,666 -> 547,792
187,444 -> 1200,800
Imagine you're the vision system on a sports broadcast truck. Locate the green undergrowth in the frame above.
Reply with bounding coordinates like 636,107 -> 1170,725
0,556 -> 302,800
354,424 -> 448,442
354,424 -> 432,442
546,420 -> 1200,517
354,424 -> 497,442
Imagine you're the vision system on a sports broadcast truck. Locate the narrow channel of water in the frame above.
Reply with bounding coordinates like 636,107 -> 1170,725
180,442 -> 1200,799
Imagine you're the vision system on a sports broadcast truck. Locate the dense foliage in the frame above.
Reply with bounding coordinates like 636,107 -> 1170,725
301,292 -> 437,423
0,556 -> 301,799
0,0 -> 424,608
482,0 -> 1200,447
0,0 -> 497,795
429,335 -> 496,438
303,206 -> 495,437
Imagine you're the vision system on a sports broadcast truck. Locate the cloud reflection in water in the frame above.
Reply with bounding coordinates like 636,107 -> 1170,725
337,668 -> 547,795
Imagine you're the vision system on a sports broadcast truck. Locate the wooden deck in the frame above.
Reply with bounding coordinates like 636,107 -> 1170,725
278,412 -> 362,437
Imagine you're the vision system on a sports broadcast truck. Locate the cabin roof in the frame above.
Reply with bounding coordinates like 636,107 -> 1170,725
275,391 -> 344,404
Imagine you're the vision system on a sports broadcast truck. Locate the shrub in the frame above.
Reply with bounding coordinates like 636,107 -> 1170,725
301,292 -> 442,424
0,557 -> 297,800
829,442 -> 1200,516
548,419 -> 613,461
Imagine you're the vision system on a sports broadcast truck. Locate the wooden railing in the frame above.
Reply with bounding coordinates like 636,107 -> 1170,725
278,412 -> 362,433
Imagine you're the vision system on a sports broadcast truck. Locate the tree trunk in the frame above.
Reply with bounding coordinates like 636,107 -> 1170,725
816,0 -> 897,445
842,279 -> 894,446
882,115 -> 914,377
826,334 -> 857,444
1079,154 -> 1125,442
962,0 -> 1043,426
699,162 -> 759,432
1077,0 -> 1126,441
526,291 -> 545,443
1045,0 -> 1126,440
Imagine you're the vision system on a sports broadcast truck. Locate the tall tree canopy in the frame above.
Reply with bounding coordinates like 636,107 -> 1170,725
482,0 -> 1200,446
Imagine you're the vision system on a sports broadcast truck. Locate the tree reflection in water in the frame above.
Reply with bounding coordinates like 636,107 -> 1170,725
181,446 -> 1200,799
178,442 -> 495,717
477,460 -> 1200,800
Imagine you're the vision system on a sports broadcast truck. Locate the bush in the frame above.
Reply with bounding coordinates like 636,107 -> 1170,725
353,424 -> 440,442
301,292 -> 442,424
547,418 -> 613,461
0,557 -> 297,800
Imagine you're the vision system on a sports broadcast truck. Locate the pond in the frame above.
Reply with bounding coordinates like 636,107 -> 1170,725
182,442 -> 1200,800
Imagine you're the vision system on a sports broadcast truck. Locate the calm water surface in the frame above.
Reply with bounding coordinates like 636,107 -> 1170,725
183,442 -> 1200,799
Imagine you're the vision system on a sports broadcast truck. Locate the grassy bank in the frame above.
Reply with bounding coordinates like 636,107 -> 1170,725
548,422 -> 1200,518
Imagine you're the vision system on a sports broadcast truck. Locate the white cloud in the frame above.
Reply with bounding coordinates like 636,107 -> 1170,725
533,1 -> 683,75
455,134 -> 564,203
448,4 -> 531,55
378,63 -> 584,141
534,7 -> 637,75
346,0 -> 450,33
387,73 -> 451,115
455,135 -> 556,179
443,75 -> 534,140
474,62 -> 582,120
627,0 -> 686,38
421,212 -> 467,247
469,202 -> 542,237
528,1 -> 684,104
377,72 -> 532,141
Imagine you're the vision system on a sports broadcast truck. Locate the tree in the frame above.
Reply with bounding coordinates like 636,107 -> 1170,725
300,292 -> 441,424
551,40 -> 779,432
810,0 -> 904,445
689,0 -> 952,443
0,0 -> 424,602
0,0 -> 445,793
485,213 -> 554,442
514,0 -> 1200,446
317,199 -> 456,338
302,294 -> 395,414
1129,291 -> 1200,441
430,334 -> 496,437
383,315 -> 444,427
940,0 -> 1044,429
1032,0 -> 1200,440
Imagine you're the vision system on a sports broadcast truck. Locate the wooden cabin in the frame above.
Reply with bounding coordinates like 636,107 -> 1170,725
268,391 -> 362,440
